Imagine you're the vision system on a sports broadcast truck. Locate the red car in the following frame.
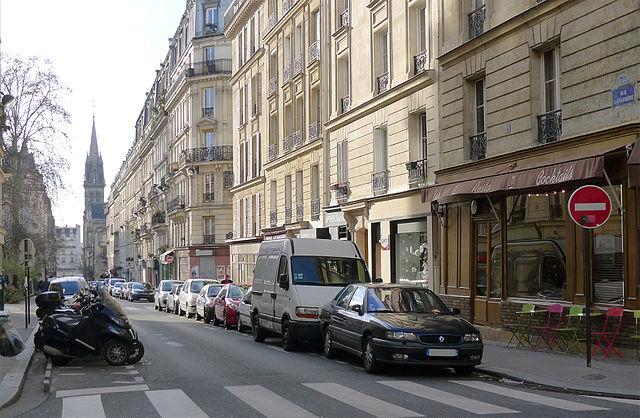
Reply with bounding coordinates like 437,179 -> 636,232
212,284 -> 245,329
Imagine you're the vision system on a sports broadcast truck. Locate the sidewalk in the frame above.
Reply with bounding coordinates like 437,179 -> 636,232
478,340 -> 640,399
0,301 -> 38,409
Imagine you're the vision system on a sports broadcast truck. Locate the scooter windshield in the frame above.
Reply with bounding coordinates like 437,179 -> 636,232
96,287 -> 129,320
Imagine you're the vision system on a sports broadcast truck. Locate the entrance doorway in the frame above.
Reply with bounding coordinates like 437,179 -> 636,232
473,219 -> 502,325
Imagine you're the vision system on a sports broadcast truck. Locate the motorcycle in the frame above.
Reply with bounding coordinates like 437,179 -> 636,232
34,288 -> 144,366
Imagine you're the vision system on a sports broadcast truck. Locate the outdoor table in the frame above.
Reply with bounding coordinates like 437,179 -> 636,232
506,309 -> 548,349
559,311 -> 603,355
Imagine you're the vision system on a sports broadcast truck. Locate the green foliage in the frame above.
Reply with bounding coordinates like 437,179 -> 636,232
3,285 -> 24,303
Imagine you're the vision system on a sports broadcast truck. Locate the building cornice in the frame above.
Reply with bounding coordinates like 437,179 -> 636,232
229,175 -> 265,193
224,0 -> 263,38
263,138 -> 323,171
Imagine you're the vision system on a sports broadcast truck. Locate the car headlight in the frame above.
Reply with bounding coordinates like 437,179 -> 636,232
385,331 -> 418,341
463,333 -> 482,342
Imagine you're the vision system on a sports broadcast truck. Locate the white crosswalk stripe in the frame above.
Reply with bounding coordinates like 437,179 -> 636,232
451,380 -> 609,411
378,380 -> 518,415
62,395 -> 106,418
226,385 -> 318,418
303,382 -> 422,418
146,389 -> 208,418
583,395 -> 640,406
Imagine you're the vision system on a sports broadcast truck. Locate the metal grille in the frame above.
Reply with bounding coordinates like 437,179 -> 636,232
371,170 -> 390,195
268,76 -> 278,97
203,234 -> 215,244
414,50 -> 428,75
310,198 -> 320,221
308,41 -> 320,65
377,72 -> 389,94
203,192 -> 215,203
186,59 -> 232,77
293,130 -> 304,149
283,135 -> 293,153
270,208 -> 278,227
470,133 -> 486,161
468,5 -> 485,39
296,202 -> 304,221
308,121 -> 320,142
537,109 -> 562,144
182,146 -> 233,163
268,143 -> 279,161
419,335 -> 462,344
406,159 -> 428,188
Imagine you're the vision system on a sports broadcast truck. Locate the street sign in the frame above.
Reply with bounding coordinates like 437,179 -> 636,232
567,185 -> 612,229
165,254 -> 174,264
21,238 -> 36,267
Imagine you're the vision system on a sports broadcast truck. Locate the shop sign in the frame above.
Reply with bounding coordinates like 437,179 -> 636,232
324,211 -> 346,227
568,185 -> 612,229
611,74 -> 635,108
379,236 -> 390,250
195,249 -> 213,256
164,254 -> 174,264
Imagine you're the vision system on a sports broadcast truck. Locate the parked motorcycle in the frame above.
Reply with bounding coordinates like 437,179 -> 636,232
34,288 -> 144,366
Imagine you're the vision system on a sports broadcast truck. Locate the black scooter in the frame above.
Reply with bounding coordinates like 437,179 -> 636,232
34,288 -> 144,366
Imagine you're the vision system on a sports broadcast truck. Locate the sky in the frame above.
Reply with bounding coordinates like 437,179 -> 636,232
1,0 -> 187,227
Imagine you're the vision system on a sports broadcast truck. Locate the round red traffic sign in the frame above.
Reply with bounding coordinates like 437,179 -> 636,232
165,254 -> 174,264
567,185 -> 612,229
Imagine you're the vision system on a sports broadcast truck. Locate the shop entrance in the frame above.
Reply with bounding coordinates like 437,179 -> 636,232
473,219 -> 502,325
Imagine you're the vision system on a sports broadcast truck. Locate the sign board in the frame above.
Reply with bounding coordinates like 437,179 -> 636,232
21,238 -> 36,267
568,185 -> 612,229
164,254 -> 174,264
195,249 -> 213,257
611,74 -> 635,108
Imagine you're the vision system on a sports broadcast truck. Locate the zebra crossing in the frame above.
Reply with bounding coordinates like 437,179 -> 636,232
55,378 -> 636,418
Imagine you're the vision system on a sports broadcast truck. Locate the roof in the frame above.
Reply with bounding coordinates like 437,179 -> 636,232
259,238 -> 361,258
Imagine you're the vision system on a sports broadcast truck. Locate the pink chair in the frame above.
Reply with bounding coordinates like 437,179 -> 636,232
592,307 -> 624,360
534,304 -> 564,351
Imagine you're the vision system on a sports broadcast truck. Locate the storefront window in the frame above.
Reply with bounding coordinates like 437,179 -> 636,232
505,193 -> 567,300
593,185 -> 624,305
475,223 -> 487,296
394,220 -> 429,285
490,223 -> 502,298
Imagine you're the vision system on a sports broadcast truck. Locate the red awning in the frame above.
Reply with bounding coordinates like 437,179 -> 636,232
629,139 -> 639,188
422,156 -> 604,203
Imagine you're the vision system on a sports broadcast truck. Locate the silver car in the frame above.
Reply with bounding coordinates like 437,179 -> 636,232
48,277 -> 89,302
178,279 -> 218,318
106,278 -> 126,296
112,282 -> 125,298
154,280 -> 183,311
166,284 -> 183,314
237,286 -> 252,332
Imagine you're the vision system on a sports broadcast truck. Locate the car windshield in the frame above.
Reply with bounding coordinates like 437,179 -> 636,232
366,288 -> 450,314
290,256 -> 369,286
228,286 -> 244,298
190,281 -> 212,293
161,282 -> 173,291
110,280 -> 124,285
50,281 -> 81,295
114,282 -> 124,288
132,283 -> 149,290
207,286 -> 222,297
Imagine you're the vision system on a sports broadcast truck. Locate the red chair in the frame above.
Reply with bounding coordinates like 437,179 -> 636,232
592,307 -> 624,360
533,304 -> 564,351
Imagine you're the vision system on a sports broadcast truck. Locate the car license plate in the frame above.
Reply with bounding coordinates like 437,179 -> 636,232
426,348 -> 458,357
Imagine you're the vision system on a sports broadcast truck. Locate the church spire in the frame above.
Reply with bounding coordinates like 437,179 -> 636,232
89,114 -> 99,156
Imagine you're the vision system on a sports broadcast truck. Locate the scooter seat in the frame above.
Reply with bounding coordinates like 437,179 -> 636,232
52,315 -> 83,333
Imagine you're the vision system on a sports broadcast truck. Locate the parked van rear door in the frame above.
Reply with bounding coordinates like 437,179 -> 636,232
274,255 -> 290,331
262,254 -> 280,331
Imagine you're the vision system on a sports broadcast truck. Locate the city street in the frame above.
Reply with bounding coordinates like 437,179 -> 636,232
13,299 -> 639,418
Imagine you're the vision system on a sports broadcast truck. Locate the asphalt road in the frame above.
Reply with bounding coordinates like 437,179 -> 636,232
13,299 -> 640,418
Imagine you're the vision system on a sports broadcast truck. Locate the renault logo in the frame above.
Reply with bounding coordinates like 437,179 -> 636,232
438,335 -> 445,343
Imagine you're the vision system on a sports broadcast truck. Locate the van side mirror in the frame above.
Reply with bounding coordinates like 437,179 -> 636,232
351,304 -> 364,316
278,274 -> 289,290
450,307 -> 461,315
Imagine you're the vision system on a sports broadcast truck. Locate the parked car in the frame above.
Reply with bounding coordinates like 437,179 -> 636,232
154,280 -> 183,311
129,282 -> 154,302
251,238 -> 369,351
195,284 -> 224,323
48,277 -> 89,302
178,279 -> 219,318
106,278 -> 126,296
166,284 -> 183,314
212,284 -> 245,329
111,282 -> 125,299
320,283 -> 483,374
237,286 -> 252,332
121,282 -> 134,300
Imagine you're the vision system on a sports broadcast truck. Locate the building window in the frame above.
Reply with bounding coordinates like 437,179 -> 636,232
204,131 -> 216,148
203,88 -> 215,117
337,140 -> 348,183
393,220 -> 429,285
270,180 -> 277,226
419,112 -> 428,160
284,175 -> 292,223
469,77 -> 486,161
204,7 -> 219,33
295,170 -> 303,220
372,128 -> 389,195
204,174 -> 214,202
338,56 -> 350,113
203,217 -> 215,244
375,29 -> 389,94
537,45 -> 562,144
252,132 -> 261,177
204,46 -> 215,62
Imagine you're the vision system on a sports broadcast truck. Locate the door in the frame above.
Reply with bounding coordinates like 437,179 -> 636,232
344,286 -> 366,351
330,285 -> 357,346
274,255 -> 289,333
215,288 -> 227,320
473,220 -> 502,325
258,255 -> 280,331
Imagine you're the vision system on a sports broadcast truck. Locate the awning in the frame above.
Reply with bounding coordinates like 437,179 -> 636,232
629,139 -> 639,188
422,155 -> 604,203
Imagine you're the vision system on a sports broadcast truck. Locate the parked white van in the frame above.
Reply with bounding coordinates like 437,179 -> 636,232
251,238 -> 369,351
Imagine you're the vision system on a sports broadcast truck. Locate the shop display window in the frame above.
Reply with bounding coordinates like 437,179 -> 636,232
393,220 -> 429,285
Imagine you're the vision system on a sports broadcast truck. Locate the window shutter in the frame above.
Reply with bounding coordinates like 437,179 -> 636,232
248,77 -> 253,118
248,196 -> 254,236
247,134 -> 253,180
342,141 -> 349,181
256,193 -> 261,234
235,90 -> 241,128
233,200 -> 240,238
257,73 -> 263,115
255,132 -> 261,175
337,141 -> 343,182
255,11 -> 260,49
233,143 -> 240,185
245,197 -> 251,237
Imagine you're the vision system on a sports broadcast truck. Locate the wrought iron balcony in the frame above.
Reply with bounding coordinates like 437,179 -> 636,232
340,95 -> 350,113
151,212 -> 166,226
468,5 -> 486,39
308,40 -> 320,65
202,107 -> 215,117
414,50 -> 428,75
310,198 -> 320,221
268,143 -> 279,161
470,132 -> 487,161
293,130 -> 304,149
270,208 -> 277,227
339,9 -> 349,28
268,12 -> 278,31
406,159 -> 428,188
377,72 -> 389,94
282,0 -> 290,15
223,171 -> 234,189
181,146 -> 233,163
293,55 -> 303,76
282,65 -> 291,84
537,109 -> 562,144
308,121 -> 320,142
296,202 -> 304,221
186,59 -> 232,77
284,205 -> 292,223
203,23 -> 219,35
283,135 -> 293,153
372,170 -> 390,196
134,228 -> 141,240
268,76 -> 278,97
336,181 -> 349,203
167,195 -> 185,213
203,192 -> 215,203
140,223 -> 152,235
203,234 -> 215,244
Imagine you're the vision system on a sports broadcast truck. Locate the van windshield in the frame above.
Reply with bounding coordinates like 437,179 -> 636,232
291,256 -> 368,286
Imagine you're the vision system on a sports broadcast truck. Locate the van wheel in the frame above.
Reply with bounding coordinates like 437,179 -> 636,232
252,316 -> 265,342
281,320 -> 296,351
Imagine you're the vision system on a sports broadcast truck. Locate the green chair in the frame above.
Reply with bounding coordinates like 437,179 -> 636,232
554,305 -> 584,355
631,310 -> 640,364
505,303 -> 536,349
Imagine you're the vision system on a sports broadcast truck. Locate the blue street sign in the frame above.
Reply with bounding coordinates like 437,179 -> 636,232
611,74 -> 635,108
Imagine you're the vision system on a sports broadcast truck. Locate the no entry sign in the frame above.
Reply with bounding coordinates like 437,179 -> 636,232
568,185 -> 612,229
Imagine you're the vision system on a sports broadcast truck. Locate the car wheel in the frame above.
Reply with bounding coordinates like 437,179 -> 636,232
213,310 -> 221,326
454,365 -> 475,376
154,303 -> 158,310
281,320 -> 296,351
323,328 -> 338,359
203,309 -> 211,324
362,336 -> 379,374
252,315 -> 265,342
102,340 -> 129,366
196,311 -> 202,321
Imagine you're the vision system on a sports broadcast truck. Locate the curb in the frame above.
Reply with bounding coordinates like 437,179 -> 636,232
476,367 -> 640,400
43,360 -> 52,393
0,325 -> 39,409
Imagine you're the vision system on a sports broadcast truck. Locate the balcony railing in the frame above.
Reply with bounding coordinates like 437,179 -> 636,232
339,9 -> 349,28
293,130 -> 304,149
377,72 -> 389,94
270,208 -> 277,227
470,132 -> 487,161
167,195 -> 185,213
340,95 -> 350,113
372,170 -> 390,196
202,107 -> 215,117
181,146 -> 233,163
308,121 -> 320,142
151,212 -> 166,226
296,202 -> 304,222
203,234 -> 216,244
293,55 -> 303,76
203,23 -> 220,35
285,205 -> 292,223
311,198 -> 320,221
141,223 -> 152,235
283,135 -> 293,153
282,0 -> 290,15
468,5 -> 486,39
268,75 -> 278,96
336,181 -> 349,203
282,65 -> 291,84
268,143 -> 279,161
268,12 -> 278,31
406,159 -> 428,188
414,50 -> 428,75
203,192 -> 215,203
186,59 -> 232,77
537,109 -> 562,144
223,171 -> 234,189
308,40 -> 320,65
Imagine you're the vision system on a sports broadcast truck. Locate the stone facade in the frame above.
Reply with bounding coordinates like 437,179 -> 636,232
55,225 -> 82,276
